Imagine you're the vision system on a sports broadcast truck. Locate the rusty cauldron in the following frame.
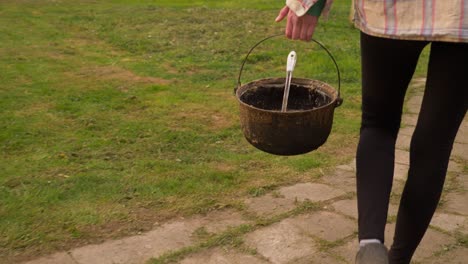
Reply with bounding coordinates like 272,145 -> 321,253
235,35 -> 343,156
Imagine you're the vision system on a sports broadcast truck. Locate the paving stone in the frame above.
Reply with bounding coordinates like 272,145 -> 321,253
279,183 -> 345,203
395,149 -> 409,165
402,114 -> 418,126
452,142 -> 468,160
406,95 -> 423,114
460,118 -> 468,129
444,191 -> 468,216
442,174 -> 467,207
321,169 -> 356,193
398,126 -> 415,136
22,252 -> 76,264
384,223 -> 456,262
395,134 -> 411,150
455,128 -> 468,144
426,246 -> 468,264
406,93 -> 423,104
391,178 -> 405,195
394,150 -> 461,173
202,210 -> 249,234
455,120 -> 468,144
71,220 -> 199,264
336,158 -> 356,172
410,78 -> 426,87
383,223 -> 398,245
289,211 -> 356,242
330,239 -> 358,264
393,163 -> 409,181
336,164 -> 354,172
292,252 -> 341,264
460,119 -> 468,128
70,209 -> 247,264
455,173 -> 468,190
179,247 -> 269,264
448,160 -> 463,173
387,203 -> 399,218
244,220 -> 317,264
332,199 -> 358,219
332,199 -> 397,220
244,193 -> 296,217
413,237 -> 456,263
430,213 -> 466,232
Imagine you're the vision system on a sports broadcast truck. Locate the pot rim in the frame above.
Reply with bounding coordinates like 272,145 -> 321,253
236,77 -> 339,114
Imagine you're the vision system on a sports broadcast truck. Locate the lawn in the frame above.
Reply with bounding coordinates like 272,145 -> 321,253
0,0 -> 428,262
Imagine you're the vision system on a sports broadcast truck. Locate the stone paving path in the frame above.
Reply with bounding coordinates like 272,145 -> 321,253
26,79 -> 467,263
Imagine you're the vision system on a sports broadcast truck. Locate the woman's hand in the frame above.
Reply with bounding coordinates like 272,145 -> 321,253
275,5 -> 319,41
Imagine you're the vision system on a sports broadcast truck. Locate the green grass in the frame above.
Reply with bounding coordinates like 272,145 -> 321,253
0,0 -> 429,261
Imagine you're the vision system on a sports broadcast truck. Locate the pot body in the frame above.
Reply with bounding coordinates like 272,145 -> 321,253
237,77 -> 339,156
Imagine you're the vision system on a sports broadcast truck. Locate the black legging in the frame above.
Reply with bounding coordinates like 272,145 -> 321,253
356,32 -> 468,264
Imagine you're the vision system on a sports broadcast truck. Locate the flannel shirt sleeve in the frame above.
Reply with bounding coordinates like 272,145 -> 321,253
286,0 -> 333,18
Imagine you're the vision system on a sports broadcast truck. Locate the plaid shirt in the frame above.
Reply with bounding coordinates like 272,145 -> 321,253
286,0 -> 334,18
287,0 -> 468,43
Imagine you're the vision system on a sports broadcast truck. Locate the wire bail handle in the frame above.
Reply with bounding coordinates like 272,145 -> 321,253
236,34 -> 343,107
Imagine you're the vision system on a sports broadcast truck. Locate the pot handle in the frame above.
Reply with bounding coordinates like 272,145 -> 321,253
236,34 -> 343,107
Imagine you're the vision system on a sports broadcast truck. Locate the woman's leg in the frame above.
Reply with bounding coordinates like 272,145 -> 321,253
388,41 -> 468,264
357,32 -> 428,242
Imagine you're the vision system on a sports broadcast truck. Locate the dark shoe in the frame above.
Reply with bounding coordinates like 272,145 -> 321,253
355,243 -> 389,264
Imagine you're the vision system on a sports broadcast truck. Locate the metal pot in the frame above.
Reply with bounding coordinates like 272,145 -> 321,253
235,35 -> 343,155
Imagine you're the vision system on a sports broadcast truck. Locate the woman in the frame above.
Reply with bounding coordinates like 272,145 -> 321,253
276,1 -> 468,263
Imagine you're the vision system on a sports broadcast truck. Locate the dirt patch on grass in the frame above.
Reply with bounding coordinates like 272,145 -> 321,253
76,66 -> 171,85
210,162 -> 235,172
211,113 -> 233,130
63,37 -> 123,57
162,63 -> 179,74
169,107 -> 234,132
13,102 -> 54,117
